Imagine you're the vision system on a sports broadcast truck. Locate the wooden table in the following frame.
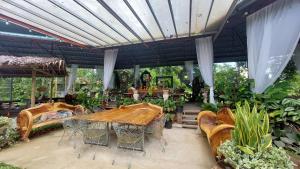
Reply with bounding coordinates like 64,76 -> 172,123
76,103 -> 163,126
74,103 -> 163,151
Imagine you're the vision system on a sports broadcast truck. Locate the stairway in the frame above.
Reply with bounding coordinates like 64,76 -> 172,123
182,103 -> 200,129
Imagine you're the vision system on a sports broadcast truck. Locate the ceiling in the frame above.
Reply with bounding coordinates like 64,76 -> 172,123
0,0 -> 278,69
0,0 -> 236,47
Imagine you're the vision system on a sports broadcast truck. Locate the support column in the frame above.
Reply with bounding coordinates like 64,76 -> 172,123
9,77 -> 13,102
31,70 -> 36,107
50,77 -> 54,102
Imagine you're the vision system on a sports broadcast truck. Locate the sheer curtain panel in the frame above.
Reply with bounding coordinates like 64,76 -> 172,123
247,0 -> 300,93
134,65 -> 140,87
195,36 -> 215,104
103,49 -> 118,91
184,61 -> 194,85
64,64 -> 78,95
293,45 -> 300,72
95,65 -> 104,81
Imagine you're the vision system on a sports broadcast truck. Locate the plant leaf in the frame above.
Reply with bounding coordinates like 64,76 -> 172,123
274,140 -> 285,147
284,107 -> 295,112
280,137 -> 294,145
237,146 -> 254,155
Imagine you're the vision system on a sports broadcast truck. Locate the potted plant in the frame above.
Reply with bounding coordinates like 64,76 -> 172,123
176,96 -> 185,113
217,101 -> 294,169
165,113 -> 175,129
175,96 -> 185,123
163,99 -> 176,113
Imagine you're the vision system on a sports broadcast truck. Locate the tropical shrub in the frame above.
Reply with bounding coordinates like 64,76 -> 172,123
264,61 -> 300,100
218,101 -> 294,169
175,96 -> 185,108
143,97 -> 164,107
118,98 -> 140,106
0,117 -> 19,149
163,99 -> 176,113
268,98 -> 300,155
214,63 -> 252,108
268,98 -> 300,126
75,86 -> 103,112
200,103 -> 219,112
232,101 -> 272,155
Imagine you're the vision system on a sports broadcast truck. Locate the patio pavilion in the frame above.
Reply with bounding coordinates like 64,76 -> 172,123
0,0 -> 299,168
0,0 -> 299,95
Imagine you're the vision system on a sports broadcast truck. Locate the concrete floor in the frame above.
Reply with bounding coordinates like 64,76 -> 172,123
0,127 -> 216,169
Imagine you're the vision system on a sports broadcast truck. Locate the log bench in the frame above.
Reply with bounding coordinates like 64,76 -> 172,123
197,108 -> 235,156
17,102 -> 84,141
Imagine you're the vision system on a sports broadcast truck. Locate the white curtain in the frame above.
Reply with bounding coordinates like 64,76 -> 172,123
293,44 -> 300,72
64,64 -> 78,95
134,65 -> 140,87
184,61 -> 194,85
103,49 -> 118,91
108,73 -> 115,89
247,0 -> 300,93
95,65 -> 103,81
195,36 -> 215,104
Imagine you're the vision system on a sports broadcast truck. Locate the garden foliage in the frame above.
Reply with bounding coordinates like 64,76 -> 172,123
0,117 -> 19,149
218,102 -> 293,169
218,140 -> 293,169
232,101 -> 272,155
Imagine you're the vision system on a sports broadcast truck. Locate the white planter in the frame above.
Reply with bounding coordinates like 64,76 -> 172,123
133,93 -> 139,101
163,90 -> 169,101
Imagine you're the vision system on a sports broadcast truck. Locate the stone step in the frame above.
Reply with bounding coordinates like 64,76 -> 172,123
183,111 -> 199,115
182,124 -> 198,129
182,115 -> 198,120
182,119 -> 197,125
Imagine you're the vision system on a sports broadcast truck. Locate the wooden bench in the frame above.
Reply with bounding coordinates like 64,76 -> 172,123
197,108 -> 235,156
17,102 -> 84,141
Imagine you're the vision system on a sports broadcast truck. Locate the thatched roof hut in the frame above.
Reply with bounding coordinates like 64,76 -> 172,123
0,55 -> 66,77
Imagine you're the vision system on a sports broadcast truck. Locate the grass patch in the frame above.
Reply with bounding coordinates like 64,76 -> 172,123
29,123 -> 63,138
0,162 -> 20,169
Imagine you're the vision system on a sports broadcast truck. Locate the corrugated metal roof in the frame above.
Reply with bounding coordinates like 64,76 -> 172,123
0,0 -> 236,47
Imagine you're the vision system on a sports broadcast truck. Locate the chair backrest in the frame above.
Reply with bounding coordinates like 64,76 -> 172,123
24,103 -> 53,116
197,111 -> 217,125
53,102 -> 76,111
216,107 -> 235,125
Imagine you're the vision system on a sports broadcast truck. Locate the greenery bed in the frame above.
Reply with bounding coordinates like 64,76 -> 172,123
217,101 -> 294,169
0,162 -> 21,169
218,140 -> 293,169
0,117 -> 19,149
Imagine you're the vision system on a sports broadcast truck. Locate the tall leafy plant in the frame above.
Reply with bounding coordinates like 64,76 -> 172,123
232,101 -> 272,155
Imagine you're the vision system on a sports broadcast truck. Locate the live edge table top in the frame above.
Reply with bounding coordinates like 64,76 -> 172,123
74,103 -> 163,126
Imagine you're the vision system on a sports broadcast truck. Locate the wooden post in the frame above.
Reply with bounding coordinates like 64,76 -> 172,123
54,77 -> 58,98
50,77 -> 54,102
31,70 -> 36,107
64,75 -> 68,93
9,77 -> 13,102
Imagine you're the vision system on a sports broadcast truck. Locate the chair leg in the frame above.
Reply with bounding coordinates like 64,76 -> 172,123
92,144 -> 96,160
58,128 -> 66,145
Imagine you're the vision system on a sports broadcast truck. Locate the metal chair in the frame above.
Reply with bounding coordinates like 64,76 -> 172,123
112,123 -> 145,169
82,121 -> 109,160
58,118 -> 81,146
113,124 -> 144,151
145,115 -> 167,152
